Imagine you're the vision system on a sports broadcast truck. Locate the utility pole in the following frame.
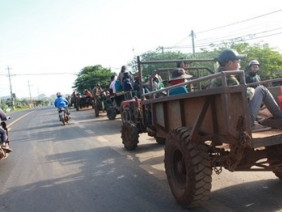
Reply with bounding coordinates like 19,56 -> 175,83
190,30 -> 196,56
27,80 -> 33,108
6,66 -> 15,109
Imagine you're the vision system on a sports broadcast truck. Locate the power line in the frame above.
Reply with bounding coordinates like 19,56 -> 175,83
197,9 -> 282,34
195,27 -> 282,47
194,27 -> 282,45
165,30 -> 282,50
168,9 -> 282,48
0,72 -> 77,76
165,9 -> 282,51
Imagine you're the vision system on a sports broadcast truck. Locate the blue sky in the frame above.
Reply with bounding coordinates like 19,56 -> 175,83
1,0 -> 282,98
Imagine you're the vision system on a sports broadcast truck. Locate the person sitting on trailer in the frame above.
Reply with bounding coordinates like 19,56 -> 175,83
168,68 -> 192,95
211,49 -> 282,132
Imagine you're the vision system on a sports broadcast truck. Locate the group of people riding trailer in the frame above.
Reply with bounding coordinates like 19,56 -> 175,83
69,65 -> 143,119
117,50 -> 282,208
15,49 -> 282,208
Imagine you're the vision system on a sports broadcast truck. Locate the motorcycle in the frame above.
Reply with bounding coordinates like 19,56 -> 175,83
0,119 -> 12,160
58,108 -> 70,125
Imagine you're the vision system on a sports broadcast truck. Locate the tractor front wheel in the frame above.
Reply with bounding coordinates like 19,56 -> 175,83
121,121 -> 139,150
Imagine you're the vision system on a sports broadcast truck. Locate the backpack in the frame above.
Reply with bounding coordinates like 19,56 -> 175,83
123,78 -> 133,91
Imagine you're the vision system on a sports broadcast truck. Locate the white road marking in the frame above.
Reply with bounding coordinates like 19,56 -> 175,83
7,111 -> 34,128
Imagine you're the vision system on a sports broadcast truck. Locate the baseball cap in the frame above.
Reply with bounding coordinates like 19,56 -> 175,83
216,49 -> 247,66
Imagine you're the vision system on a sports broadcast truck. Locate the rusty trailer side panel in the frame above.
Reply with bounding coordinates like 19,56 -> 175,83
140,70 -> 282,149
147,85 -> 252,146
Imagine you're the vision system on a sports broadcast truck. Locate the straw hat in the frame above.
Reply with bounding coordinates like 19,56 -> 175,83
169,68 -> 192,82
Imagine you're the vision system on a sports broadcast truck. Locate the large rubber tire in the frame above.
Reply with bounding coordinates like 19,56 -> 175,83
94,103 -> 99,117
273,170 -> 282,179
164,127 -> 212,208
101,101 -> 105,111
107,106 -> 117,120
121,121 -> 139,151
62,117 -> 65,125
267,145 -> 282,180
65,115 -> 69,124
75,99 -> 80,111
121,107 -> 132,123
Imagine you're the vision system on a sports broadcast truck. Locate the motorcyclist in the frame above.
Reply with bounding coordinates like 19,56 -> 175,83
246,60 -> 261,87
54,92 -> 70,119
0,108 -> 12,151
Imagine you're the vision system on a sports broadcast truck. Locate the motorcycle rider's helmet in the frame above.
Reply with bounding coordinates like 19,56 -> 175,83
248,60 -> 260,67
56,92 -> 62,97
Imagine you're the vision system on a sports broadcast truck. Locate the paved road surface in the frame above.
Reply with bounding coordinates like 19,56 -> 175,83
0,107 -> 281,212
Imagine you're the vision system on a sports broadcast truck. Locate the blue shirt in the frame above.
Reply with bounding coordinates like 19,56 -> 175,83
169,87 -> 188,95
54,96 -> 69,108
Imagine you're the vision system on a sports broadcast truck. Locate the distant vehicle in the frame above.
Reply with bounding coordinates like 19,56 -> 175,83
106,91 -> 133,120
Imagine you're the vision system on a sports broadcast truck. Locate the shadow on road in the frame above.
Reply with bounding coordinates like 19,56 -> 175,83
4,106 -> 282,211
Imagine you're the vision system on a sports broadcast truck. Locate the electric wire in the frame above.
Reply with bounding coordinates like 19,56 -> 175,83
197,9 -> 282,34
166,9 -> 282,50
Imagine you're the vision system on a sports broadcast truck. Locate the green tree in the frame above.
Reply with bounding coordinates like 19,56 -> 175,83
242,44 -> 282,79
199,42 -> 282,80
73,65 -> 114,94
129,48 -> 198,78
129,47 -> 216,80
129,42 -> 282,89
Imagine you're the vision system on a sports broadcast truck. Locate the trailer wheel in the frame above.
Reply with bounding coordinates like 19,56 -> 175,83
107,106 -> 117,120
121,121 -> 139,150
267,146 -> 282,180
164,127 -> 212,208
273,170 -> 282,179
94,103 -> 99,117
75,99 -> 80,111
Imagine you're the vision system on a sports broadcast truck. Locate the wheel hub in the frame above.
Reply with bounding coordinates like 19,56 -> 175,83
173,150 -> 186,185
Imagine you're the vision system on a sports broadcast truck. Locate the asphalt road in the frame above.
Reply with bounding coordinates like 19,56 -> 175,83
0,106 -> 282,212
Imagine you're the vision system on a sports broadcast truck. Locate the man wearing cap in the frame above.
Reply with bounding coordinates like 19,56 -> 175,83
212,49 -> 282,131
211,49 -> 246,87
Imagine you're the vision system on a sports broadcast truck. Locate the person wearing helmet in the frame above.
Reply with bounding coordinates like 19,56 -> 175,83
246,60 -> 261,87
54,92 -> 70,118
211,49 -> 282,132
